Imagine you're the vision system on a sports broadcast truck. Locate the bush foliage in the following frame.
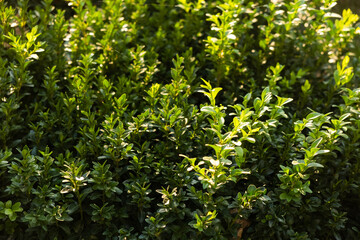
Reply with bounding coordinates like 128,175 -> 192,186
1,0 -> 360,239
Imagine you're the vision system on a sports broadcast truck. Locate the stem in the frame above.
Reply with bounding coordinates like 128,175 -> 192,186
76,191 -> 83,221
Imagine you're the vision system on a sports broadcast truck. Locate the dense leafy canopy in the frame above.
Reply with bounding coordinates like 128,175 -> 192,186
0,0 -> 360,239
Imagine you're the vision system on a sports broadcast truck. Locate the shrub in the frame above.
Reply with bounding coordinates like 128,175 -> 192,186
0,0 -> 360,239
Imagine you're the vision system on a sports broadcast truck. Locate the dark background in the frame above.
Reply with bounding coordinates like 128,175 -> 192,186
335,0 -> 360,14
5,0 -> 360,13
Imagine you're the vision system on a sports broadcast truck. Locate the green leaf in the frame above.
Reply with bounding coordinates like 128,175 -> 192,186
279,193 -> 292,202
201,106 -> 216,114
261,87 -> 272,103
307,162 -> 324,168
4,209 -> 12,216
5,201 -> 12,209
211,87 -> 222,99
9,213 -> 16,221
247,184 -> 257,195
311,138 -> 323,149
245,137 -> 255,143
234,147 -> 244,167
12,202 -> 22,212
243,93 -> 252,107
301,80 -> 311,93
313,150 -> 330,156
306,112 -> 322,120
324,12 -> 342,19
28,54 -> 39,60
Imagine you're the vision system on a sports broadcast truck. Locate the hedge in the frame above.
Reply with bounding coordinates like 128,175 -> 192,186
0,0 -> 360,239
